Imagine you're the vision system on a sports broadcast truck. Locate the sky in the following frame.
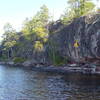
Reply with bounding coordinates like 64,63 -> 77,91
0,0 -> 100,38
0,0 -> 67,34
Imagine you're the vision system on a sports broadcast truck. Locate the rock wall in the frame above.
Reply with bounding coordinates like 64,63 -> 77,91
48,14 -> 100,61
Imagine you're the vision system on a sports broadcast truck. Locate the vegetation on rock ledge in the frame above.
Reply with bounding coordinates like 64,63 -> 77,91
0,1 -> 99,66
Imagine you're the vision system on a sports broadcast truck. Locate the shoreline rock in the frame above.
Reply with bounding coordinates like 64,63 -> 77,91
0,61 -> 100,75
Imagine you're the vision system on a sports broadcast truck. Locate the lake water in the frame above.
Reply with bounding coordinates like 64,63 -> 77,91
0,65 -> 100,100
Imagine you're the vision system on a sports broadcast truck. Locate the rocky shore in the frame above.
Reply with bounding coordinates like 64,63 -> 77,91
0,14 -> 100,76
0,60 -> 100,75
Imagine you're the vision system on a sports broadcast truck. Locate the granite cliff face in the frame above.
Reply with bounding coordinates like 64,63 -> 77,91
48,14 -> 100,61
1,14 -> 100,65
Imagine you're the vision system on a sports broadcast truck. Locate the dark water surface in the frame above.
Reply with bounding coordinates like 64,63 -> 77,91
0,65 -> 100,100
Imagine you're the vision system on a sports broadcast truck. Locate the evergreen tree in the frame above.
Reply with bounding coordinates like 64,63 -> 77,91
2,23 -> 19,58
61,0 -> 95,24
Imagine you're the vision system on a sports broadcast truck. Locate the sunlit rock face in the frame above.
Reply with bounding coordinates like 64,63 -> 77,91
48,14 -> 100,60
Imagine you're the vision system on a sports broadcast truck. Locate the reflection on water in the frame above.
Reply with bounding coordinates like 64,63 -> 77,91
0,65 -> 100,100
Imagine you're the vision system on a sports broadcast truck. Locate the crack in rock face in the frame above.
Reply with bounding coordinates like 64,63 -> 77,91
48,14 -> 100,61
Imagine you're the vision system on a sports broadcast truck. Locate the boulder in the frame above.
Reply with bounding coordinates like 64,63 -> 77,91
7,61 -> 14,65
22,59 -> 38,67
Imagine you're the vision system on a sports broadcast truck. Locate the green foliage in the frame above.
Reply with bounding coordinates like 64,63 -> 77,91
50,53 -> 67,66
1,4 -> 97,66
83,1 -> 95,15
97,8 -> 100,13
1,23 -> 19,58
21,5 -> 49,54
2,23 -> 18,49
47,40 -> 67,66
61,0 -> 95,24
4,41 -> 16,49
34,41 -> 44,51
13,57 -> 26,64
0,55 -> 8,61
1,5 -> 50,60
22,5 -> 49,35
36,4 -> 50,26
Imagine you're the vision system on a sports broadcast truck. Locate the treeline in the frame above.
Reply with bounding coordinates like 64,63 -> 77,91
0,0 -> 99,65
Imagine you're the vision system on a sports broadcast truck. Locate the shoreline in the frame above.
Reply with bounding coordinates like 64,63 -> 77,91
0,61 -> 100,75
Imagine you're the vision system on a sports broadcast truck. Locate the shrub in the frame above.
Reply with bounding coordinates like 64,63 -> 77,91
0,55 -> 8,61
48,40 -> 69,66
53,55 -> 67,66
49,51 -> 67,66
13,57 -> 26,64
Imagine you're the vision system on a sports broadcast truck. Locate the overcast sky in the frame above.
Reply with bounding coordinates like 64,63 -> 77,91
0,0 -> 99,38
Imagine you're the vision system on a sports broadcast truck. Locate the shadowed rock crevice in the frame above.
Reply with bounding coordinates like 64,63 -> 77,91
48,14 -> 100,62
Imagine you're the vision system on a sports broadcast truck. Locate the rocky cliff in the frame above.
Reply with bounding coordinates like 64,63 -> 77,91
1,14 -> 100,65
48,14 -> 100,62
